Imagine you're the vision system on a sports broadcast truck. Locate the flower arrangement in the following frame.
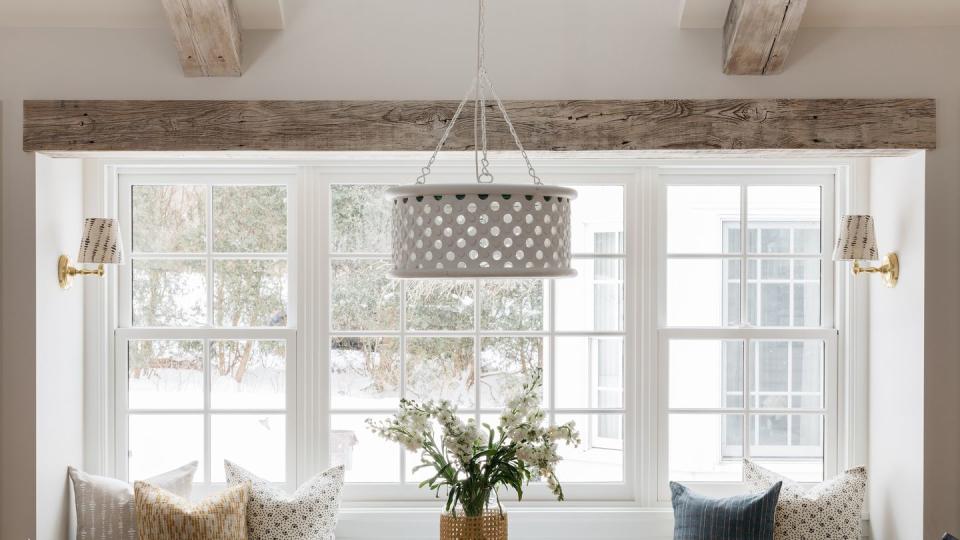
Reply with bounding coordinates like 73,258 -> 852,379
367,370 -> 580,517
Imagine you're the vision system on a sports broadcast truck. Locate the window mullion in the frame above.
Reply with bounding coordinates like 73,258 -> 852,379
203,337 -> 212,484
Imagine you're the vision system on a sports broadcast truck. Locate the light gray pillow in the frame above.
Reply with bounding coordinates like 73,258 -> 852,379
225,460 -> 344,540
68,462 -> 198,540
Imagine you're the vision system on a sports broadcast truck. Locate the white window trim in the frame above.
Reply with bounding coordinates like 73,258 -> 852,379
652,167 -> 844,501
113,167 -> 302,494
79,156 -> 869,537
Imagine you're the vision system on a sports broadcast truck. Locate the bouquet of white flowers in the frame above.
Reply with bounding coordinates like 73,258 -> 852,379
367,370 -> 580,517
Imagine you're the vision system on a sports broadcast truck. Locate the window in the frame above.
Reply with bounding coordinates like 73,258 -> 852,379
327,180 -> 628,494
103,160 -> 856,511
660,174 -> 837,489
116,172 -> 297,491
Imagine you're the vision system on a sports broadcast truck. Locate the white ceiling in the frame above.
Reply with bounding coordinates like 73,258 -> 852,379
1,0 -> 957,30
681,0 -> 960,28
0,0 -> 285,29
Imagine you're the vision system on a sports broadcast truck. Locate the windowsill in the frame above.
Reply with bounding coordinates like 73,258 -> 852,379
335,506 -> 676,540
335,505 -> 871,540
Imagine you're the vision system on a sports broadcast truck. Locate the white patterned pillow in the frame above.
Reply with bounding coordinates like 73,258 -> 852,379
744,459 -> 867,540
224,460 -> 345,540
68,461 -> 197,540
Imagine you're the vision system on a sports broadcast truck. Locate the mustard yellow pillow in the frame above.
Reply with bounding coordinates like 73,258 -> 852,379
134,481 -> 250,540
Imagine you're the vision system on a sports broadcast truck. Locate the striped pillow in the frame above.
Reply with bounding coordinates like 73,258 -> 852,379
670,481 -> 782,540
134,481 -> 250,540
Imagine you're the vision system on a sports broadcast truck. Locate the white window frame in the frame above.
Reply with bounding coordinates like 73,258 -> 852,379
654,168 -> 840,500
114,168 -> 300,495
81,157 -> 868,535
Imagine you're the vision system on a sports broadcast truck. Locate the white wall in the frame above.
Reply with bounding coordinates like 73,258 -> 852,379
34,155 -> 85,540
868,154 -> 926,539
1,1 -> 958,537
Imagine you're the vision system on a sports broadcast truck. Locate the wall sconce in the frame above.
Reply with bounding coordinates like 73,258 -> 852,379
58,218 -> 124,289
833,214 -> 899,288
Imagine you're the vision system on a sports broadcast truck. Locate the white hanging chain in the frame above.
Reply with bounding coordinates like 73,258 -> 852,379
416,0 -> 542,186
416,77 -> 476,184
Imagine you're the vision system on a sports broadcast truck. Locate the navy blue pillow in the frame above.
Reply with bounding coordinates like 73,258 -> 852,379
670,481 -> 782,540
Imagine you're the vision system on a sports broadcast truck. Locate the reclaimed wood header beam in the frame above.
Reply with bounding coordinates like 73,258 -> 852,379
161,0 -> 242,77
723,0 -> 807,75
23,99 -> 936,153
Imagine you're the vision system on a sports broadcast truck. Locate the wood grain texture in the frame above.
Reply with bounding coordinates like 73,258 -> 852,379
22,99 -> 936,152
161,0 -> 242,77
723,0 -> 808,75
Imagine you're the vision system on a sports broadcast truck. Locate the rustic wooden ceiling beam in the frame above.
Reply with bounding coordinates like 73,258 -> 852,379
723,0 -> 807,75
22,99 -> 936,153
160,0 -> 242,77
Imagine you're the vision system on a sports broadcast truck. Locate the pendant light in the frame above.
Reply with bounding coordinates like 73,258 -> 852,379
385,0 -> 577,279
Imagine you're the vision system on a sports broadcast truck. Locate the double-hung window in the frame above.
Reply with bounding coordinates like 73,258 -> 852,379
325,176 -> 631,499
658,171 -> 838,494
115,170 -> 297,492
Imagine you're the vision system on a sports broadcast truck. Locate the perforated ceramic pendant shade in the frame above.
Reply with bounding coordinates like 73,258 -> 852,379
387,0 -> 577,279
385,184 -> 576,278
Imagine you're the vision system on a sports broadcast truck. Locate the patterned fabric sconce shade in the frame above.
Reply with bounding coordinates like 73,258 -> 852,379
58,218 -> 125,289
833,214 -> 899,287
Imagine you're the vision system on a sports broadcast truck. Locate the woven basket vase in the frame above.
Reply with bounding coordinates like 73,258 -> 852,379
440,510 -> 508,540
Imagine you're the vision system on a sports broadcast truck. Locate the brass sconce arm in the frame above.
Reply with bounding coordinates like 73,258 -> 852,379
851,253 -> 899,288
58,255 -> 105,289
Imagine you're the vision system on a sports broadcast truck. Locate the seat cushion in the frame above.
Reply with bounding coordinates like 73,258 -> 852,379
134,481 -> 250,540
744,460 -> 867,540
224,460 -> 344,540
68,461 -> 197,540
671,480 -> 782,540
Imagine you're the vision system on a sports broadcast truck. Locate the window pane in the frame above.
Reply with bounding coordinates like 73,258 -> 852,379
791,341 -> 824,396
555,414 -> 623,482
555,337 -> 624,409
405,337 -> 474,406
666,258 -> 733,327
132,184 -> 206,253
555,258 -> 624,331
793,283 -> 821,326
669,414 -> 742,482
752,341 -> 788,394
210,340 -> 286,410
211,414 -> 285,482
669,340 -> 743,409
794,259 -> 820,280
760,259 -> 790,280
794,228 -> 820,254
479,337 -> 545,408
570,186 -> 624,254
751,458 -> 823,483
213,185 -> 287,253
330,337 -> 400,410
129,414 -> 203,481
480,280 -> 546,331
132,259 -> 207,326
213,259 -> 287,327
128,340 -> 203,410
331,259 -> 399,331
747,186 -> 821,254
667,185 -> 740,254
405,280 -> 475,331
759,283 -> 790,326
331,184 -> 394,254
749,414 -> 824,482
331,414 -> 400,483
